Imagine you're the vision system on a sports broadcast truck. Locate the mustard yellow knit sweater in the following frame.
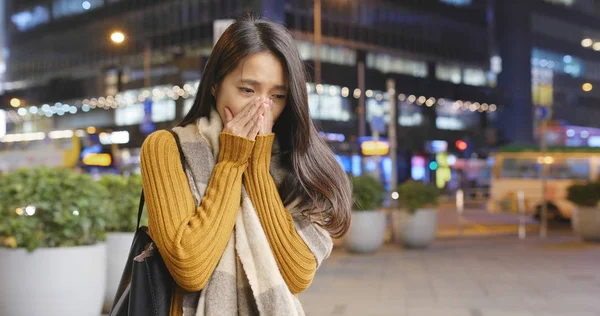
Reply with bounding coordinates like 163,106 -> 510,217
140,130 -> 317,316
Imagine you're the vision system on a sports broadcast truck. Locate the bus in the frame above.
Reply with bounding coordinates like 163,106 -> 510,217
488,146 -> 600,221
0,129 -> 120,175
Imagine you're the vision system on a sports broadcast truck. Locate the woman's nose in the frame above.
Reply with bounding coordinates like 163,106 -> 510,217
260,97 -> 273,105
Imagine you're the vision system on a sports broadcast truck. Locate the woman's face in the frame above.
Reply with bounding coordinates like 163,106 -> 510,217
213,52 -> 288,125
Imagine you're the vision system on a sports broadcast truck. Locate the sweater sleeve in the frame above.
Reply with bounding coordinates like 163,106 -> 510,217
140,130 -> 254,292
242,133 -> 318,294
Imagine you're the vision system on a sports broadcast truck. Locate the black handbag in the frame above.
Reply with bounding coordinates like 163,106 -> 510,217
110,129 -> 188,316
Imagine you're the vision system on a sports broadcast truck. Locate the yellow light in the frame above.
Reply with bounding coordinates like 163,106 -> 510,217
87,126 -> 97,134
10,98 -> 21,108
110,31 -> 126,44
361,141 -> 390,156
538,156 -> 554,164
583,83 -> 593,92
82,153 -> 112,167
15,208 -> 24,216
594,42 -> 600,51
582,38 -> 593,47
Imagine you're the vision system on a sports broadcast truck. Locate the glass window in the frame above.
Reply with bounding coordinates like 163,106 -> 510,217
116,103 -> 144,126
307,84 -> 351,121
435,99 -> 480,130
501,159 -> 541,179
367,53 -> 427,77
52,0 -> 103,19
295,41 -> 356,66
366,93 -> 389,123
398,99 -> 423,127
436,64 -> 462,84
531,48 -> 584,78
463,68 -> 487,86
11,6 -> 50,31
441,0 -> 472,6
183,99 -> 194,117
548,159 -> 590,180
151,100 -> 176,123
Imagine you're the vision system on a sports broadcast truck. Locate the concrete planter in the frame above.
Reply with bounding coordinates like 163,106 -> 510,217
391,209 -> 437,249
0,243 -> 107,316
572,207 -> 600,242
103,232 -> 135,312
346,210 -> 387,253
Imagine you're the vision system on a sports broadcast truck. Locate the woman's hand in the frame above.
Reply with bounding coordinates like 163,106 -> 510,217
223,97 -> 267,140
259,98 -> 274,135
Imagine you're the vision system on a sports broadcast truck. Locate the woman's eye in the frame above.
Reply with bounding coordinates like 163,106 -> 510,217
273,94 -> 286,100
239,87 -> 254,94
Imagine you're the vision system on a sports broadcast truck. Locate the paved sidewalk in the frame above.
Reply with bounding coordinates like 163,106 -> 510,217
301,235 -> 600,316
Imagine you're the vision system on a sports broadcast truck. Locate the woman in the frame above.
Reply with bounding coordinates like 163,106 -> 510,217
140,15 -> 352,316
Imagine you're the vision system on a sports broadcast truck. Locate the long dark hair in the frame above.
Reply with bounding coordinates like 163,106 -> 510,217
180,16 -> 352,238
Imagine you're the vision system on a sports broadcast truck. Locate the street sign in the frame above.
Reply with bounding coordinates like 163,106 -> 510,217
371,116 -> 386,134
535,106 -> 549,120
140,100 -> 155,135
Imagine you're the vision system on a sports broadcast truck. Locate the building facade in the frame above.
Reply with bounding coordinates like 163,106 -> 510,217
3,0 -> 558,186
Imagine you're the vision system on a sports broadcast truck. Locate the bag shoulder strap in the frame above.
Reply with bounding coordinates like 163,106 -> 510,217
136,129 -> 186,229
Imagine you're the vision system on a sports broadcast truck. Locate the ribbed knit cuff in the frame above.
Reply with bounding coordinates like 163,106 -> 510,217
218,132 -> 255,164
249,133 -> 275,169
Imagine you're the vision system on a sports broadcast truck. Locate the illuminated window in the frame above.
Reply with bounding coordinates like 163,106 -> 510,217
116,103 -> 144,126
52,0 -> 103,19
151,100 -> 176,123
436,64 -> 462,84
296,41 -> 356,66
440,0 -> 472,6
367,53 -> 427,78
366,93 -> 390,124
11,6 -> 50,31
463,68 -> 487,86
183,99 -> 194,117
307,84 -> 352,121
398,100 -> 423,127
543,0 -> 575,7
532,48 -> 583,78
435,99 -> 479,130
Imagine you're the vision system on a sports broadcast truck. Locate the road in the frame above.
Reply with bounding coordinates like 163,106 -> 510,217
302,234 -> 600,316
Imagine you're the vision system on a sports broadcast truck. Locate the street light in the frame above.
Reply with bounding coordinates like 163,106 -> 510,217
110,31 -> 126,44
10,98 -> 21,108
109,31 -> 151,88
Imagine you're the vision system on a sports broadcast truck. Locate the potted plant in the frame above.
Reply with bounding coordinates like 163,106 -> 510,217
567,182 -> 600,242
346,175 -> 387,253
392,181 -> 439,249
98,173 -> 144,312
0,167 -> 109,316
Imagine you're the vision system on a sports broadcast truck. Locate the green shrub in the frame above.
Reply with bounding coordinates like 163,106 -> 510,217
0,167 -> 109,251
396,181 -> 440,214
567,182 -> 600,207
98,173 -> 144,232
350,175 -> 385,211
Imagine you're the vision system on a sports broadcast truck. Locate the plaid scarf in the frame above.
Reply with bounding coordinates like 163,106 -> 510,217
171,109 -> 333,316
